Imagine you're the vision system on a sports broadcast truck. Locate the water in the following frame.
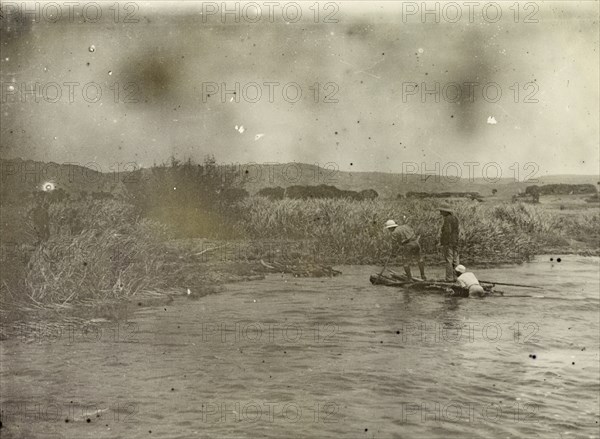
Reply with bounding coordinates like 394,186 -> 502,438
1,256 -> 599,438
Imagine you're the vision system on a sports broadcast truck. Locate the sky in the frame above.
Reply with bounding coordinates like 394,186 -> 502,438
0,1 -> 598,177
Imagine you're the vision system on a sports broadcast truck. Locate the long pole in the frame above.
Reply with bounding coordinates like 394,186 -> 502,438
478,280 -> 543,289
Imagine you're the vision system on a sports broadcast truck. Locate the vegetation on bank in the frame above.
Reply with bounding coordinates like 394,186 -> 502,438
403,191 -> 482,201
526,183 -> 597,196
121,156 -> 249,238
235,197 -> 599,264
257,184 -> 378,201
1,200 -> 173,315
1,157 -> 598,318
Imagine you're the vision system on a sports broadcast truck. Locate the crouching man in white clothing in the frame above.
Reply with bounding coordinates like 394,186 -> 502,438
454,265 -> 486,297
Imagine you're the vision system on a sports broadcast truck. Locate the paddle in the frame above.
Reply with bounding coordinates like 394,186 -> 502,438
478,280 -> 543,289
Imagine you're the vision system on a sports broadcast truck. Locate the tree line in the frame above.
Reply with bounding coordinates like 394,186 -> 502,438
257,185 -> 378,200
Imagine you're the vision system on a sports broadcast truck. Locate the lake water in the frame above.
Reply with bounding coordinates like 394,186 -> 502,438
1,255 -> 599,438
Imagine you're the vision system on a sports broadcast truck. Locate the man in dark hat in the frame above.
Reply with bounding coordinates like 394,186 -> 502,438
438,204 -> 459,281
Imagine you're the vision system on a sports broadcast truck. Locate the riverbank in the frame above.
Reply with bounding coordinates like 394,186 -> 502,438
1,197 -> 598,331
234,197 -> 600,264
0,250 -> 341,339
1,258 -> 598,439
1,235 -> 595,341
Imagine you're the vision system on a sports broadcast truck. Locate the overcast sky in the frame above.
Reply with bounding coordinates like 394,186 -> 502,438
1,1 -> 598,177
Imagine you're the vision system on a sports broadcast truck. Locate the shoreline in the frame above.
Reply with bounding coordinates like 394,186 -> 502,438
1,246 -> 598,341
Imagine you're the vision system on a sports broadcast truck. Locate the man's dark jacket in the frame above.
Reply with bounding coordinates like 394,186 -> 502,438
440,215 -> 459,246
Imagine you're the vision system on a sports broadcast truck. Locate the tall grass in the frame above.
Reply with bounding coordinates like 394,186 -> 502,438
2,194 -> 597,317
0,199 -> 175,313
555,211 -> 600,245
234,197 -> 590,264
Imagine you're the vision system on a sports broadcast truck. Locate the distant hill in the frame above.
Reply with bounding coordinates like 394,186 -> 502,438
241,162 -> 599,199
1,158 -> 598,201
0,159 -> 122,201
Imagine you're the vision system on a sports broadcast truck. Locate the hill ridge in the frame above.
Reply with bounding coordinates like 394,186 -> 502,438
1,158 -> 597,199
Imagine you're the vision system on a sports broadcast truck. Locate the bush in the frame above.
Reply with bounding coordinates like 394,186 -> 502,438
123,156 -> 247,238
359,189 -> 378,200
257,186 -> 285,200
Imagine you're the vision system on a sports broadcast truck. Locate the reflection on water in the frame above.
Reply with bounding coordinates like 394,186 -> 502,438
1,256 -> 598,438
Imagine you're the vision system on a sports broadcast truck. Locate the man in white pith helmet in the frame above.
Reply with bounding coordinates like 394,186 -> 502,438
454,265 -> 485,297
385,216 -> 426,280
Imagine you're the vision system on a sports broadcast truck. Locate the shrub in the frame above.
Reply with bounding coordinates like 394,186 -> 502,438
359,189 -> 378,200
123,156 -> 247,238
257,186 -> 285,200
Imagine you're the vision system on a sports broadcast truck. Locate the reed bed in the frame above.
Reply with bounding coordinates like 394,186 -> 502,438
1,195 -> 597,319
234,197 -> 596,264
0,200 -> 175,315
